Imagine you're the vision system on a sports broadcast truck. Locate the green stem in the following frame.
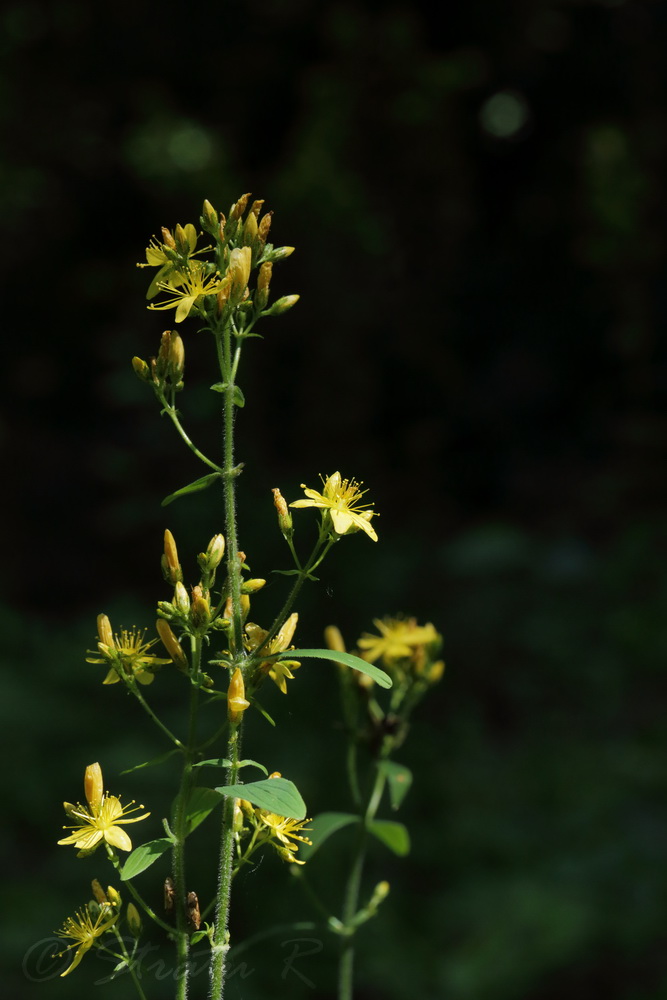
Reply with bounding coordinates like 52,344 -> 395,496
171,637 -> 202,1000
209,722 -> 242,1000
108,929 -> 149,1000
338,768 -> 386,1000
128,681 -> 183,748
158,391 -> 223,473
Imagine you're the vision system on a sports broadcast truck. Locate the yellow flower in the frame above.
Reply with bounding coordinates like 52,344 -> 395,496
245,613 -> 301,694
256,811 -> 312,865
58,762 -> 150,854
137,223 -> 208,298
290,472 -> 378,541
357,616 -> 443,681
148,261 -> 229,322
54,901 -> 118,977
86,614 -> 171,685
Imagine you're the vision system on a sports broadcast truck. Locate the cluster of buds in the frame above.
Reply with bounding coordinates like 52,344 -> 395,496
132,329 -> 185,394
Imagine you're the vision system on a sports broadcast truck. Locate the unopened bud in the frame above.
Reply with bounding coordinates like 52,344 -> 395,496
267,294 -> 299,316
127,902 -> 142,937
224,593 -> 250,623
132,356 -> 152,381
268,771 -> 282,780
243,211 -> 258,246
232,799 -> 245,833
84,762 -> 104,813
174,581 -> 190,615
174,223 -> 189,252
206,533 -> 225,569
97,613 -> 114,648
271,246 -> 295,261
156,619 -> 189,671
229,247 -> 252,303
106,885 -> 121,908
242,578 -> 266,594
168,332 -> 185,379
227,667 -> 250,724
191,595 -> 210,628
256,261 -> 273,310
156,330 -> 171,380
163,530 -> 183,584
201,198 -> 218,231
161,227 -> 176,249
427,659 -> 445,684
272,487 -> 293,537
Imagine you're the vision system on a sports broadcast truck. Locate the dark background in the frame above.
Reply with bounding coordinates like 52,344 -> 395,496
3,0 -> 667,998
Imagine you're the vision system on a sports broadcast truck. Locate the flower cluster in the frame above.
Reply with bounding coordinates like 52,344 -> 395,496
234,777 -> 312,867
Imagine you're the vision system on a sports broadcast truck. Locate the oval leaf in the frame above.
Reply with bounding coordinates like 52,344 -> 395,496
377,760 -> 413,810
277,649 -> 392,689
120,838 -> 171,881
367,820 -> 410,856
184,787 -> 224,834
300,812 -> 359,860
215,777 -> 306,820
161,473 -> 220,507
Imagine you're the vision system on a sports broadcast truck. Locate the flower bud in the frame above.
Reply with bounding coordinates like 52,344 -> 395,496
256,262 -> 273,310
164,530 -> 183,585
241,578 -> 266,594
227,667 -> 250,724
229,247 -> 252,303
268,771 -> 282,780
206,533 -> 225,569
97,614 -> 114,649
161,226 -> 176,249
232,799 -> 245,833
272,487 -> 293,537
168,332 -> 185,379
132,356 -> 152,381
174,581 -> 190,615
106,885 -> 121,908
156,619 -> 189,672
84,762 -> 104,813
201,198 -> 218,232
426,659 -> 445,684
271,246 -> 295,261
127,902 -> 142,938
191,595 -> 210,628
243,211 -> 258,246
267,294 -> 299,315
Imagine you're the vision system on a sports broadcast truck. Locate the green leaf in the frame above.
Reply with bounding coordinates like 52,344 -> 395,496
249,697 -> 276,726
377,761 -> 413,809
367,820 -> 410,856
184,787 -> 224,834
209,383 -> 245,407
277,648 -> 392,689
161,473 -> 220,507
299,812 -> 359,860
215,777 -> 306,820
120,838 -> 171,881
121,749 -> 180,775
193,758 -> 268,775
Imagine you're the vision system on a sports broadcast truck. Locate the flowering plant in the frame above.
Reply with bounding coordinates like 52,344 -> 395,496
49,194 -> 442,999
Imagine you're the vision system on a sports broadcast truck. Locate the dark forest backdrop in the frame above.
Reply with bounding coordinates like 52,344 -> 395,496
3,1 -> 667,998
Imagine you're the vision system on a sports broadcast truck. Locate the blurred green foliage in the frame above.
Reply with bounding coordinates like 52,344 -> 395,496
2,0 -> 667,997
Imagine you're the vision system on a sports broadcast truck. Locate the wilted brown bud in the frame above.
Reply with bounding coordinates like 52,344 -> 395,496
164,876 -> 175,913
161,227 -> 176,249
186,891 -> 201,931
230,192 -> 251,221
